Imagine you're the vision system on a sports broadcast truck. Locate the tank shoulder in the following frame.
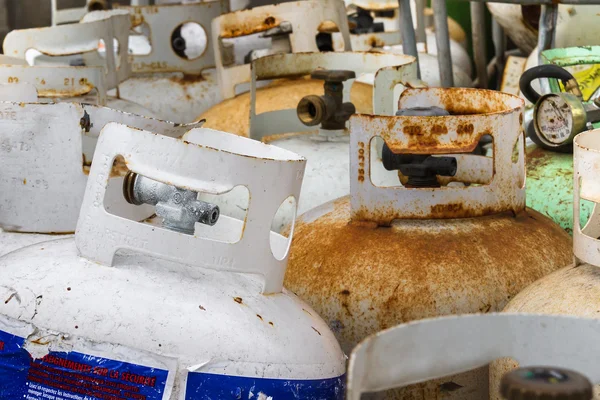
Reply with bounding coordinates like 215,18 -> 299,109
0,238 -> 344,378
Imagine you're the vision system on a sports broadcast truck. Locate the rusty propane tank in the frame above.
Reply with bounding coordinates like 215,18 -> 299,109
284,87 -> 573,399
345,313 -> 599,400
0,83 -> 201,257
198,0 -> 378,137
489,127 -> 600,399
198,51 -> 417,232
2,10 -> 155,117
0,123 -> 346,398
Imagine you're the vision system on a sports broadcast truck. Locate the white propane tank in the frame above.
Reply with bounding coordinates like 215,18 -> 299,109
201,51 -> 417,232
3,10 -> 155,117
345,313 -> 600,399
488,4 -> 600,54
0,87 -> 200,257
115,1 -> 230,123
0,123 -> 346,398
334,0 -> 473,86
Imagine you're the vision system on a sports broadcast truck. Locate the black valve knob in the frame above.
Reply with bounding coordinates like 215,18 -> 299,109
297,69 -> 356,130
500,367 -> 593,400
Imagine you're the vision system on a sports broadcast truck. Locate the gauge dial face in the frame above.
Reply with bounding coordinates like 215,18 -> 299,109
535,94 -> 574,145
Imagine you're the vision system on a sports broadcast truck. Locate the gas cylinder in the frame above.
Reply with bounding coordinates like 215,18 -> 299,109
200,51 -> 417,232
518,47 -> 600,233
283,87 -> 573,399
0,122 -> 346,398
489,128 -> 600,399
115,1 -> 230,123
345,313 -> 600,399
2,10 -> 154,117
200,0 -> 356,135
0,87 -> 199,257
488,4 -> 600,55
335,0 -> 473,86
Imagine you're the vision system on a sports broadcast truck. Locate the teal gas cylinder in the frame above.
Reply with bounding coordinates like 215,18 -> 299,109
521,46 -> 600,233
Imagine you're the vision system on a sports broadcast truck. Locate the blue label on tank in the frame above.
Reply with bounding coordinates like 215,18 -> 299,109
185,372 -> 345,399
0,329 -> 169,400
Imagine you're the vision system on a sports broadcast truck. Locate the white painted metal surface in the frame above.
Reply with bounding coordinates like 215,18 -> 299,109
117,1 -> 229,123
0,122 -> 345,397
3,10 -> 154,117
202,51 -> 417,231
573,129 -> 600,267
51,0 -> 100,26
347,313 -> 600,399
213,0 -> 352,101
350,88 -> 525,222
0,100 -> 200,256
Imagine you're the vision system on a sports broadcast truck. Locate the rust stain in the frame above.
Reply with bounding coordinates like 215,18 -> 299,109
199,78 -> 373,137
283,195 -> 572,358
233,296 -> 243,304
219,13 -> 280,38
199,305 -> 206,311
268,321 -> 274,326
82,155 -> 129,178
367,35 -> 385,48
311,326 -> 322,336
256,314 -> 263,321
22,178 -> 26,185
4,292 -> 16,304
30,338 -> 51,345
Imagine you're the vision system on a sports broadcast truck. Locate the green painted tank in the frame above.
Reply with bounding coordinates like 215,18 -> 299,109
521,46 -> 600,233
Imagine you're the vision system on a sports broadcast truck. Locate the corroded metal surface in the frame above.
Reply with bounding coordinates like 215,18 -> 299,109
350,88 -> 525,223
285,196 -> 573,399
213,0 -> 351,100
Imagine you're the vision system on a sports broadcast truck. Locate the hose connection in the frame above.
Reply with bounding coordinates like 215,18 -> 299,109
297,69 -> 356,131
123,172 -> 220,235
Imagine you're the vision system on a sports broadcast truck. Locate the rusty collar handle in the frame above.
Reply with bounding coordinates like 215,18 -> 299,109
520,64 -> 582,104
501,367 -> 593,400
297,69 -> 356,131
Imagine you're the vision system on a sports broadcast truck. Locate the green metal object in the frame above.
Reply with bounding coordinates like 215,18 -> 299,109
526,46 -> 600,234
526,144 -> 593,234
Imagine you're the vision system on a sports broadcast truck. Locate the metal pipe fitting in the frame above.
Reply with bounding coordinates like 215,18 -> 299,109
297,69 -> 356,130
123,172 -> 220,234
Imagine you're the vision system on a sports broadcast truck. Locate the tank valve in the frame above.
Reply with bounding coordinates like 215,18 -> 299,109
297,69 -> 356,131
382,151 -> 457,188
500,367 -> 592,400
123,172 -> 220,235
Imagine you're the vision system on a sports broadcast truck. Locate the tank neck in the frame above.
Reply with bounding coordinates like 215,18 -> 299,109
350,87 -> 525,225
213,0 -> 354,101
247,51 -> 416,142
113,2 -> 228,76
4,10 -> 131,91
574,129 -> 600,267
75,124 -> 305,295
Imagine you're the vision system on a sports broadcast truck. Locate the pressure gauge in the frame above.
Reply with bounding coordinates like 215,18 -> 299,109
533,92 -> 587,148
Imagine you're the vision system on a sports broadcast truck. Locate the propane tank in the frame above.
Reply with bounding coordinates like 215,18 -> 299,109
0,123 -> 346,398
345,313 -> 600,400
0,86 -> 200,257
284,87 -> 573,399
489,127 -> 600,399
200,0 -> 371,136
2,10 -> 155,117
518,47 -> 600,233
114,1 -> 230,123
200,51 -> 417,232
488,4 -> 600,55
335,0 -> 473,85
